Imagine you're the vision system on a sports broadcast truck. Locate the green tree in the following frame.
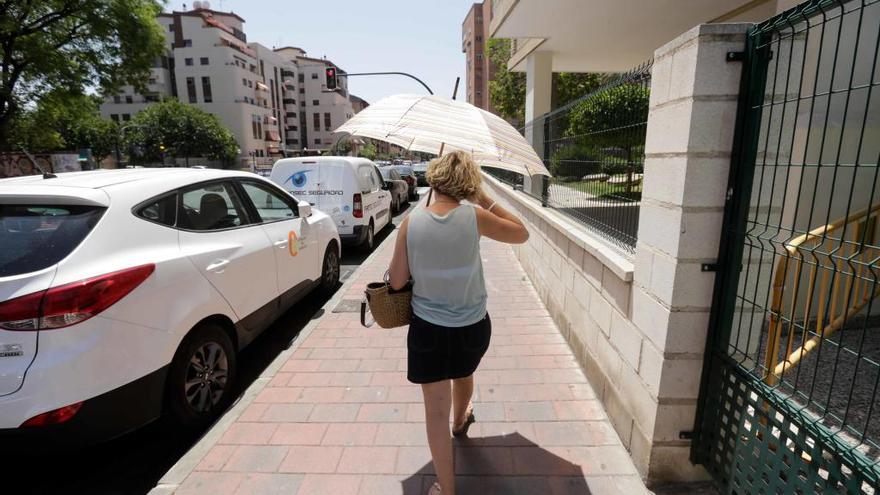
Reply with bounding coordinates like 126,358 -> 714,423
0,0 -> 166,149
7,89 -> 119,164
487,39 -> 525,124
564,83 -> 650,192
488,39 -> 608,126
359,140 -> 377,160
123,100 -> 239,165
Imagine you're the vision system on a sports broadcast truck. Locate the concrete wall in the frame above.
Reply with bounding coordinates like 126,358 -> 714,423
482,22 -> 751,486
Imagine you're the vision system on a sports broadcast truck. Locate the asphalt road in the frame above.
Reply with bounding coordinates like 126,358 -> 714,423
1,191 -> 423,495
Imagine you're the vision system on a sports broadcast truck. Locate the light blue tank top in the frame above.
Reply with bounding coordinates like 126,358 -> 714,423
406,204 -> 487,327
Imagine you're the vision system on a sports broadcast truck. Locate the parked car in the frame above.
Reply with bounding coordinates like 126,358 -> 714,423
391,165 -> 419,201
270,156 -> 392,252
0,168 -> 340,447
379,167 -> 409,213
413,162 -> 429,187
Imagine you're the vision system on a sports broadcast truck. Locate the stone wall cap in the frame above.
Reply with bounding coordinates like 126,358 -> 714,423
654,22 -> 751,60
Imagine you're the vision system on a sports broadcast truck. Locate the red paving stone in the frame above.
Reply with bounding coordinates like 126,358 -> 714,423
170,232 -> 647,494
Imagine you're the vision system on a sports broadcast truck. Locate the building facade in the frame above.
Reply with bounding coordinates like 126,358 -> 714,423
461,1 -> 494,111
100,7 -> 354,165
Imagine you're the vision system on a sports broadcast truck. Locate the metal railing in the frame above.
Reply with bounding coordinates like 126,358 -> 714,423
486,61 -> 652,254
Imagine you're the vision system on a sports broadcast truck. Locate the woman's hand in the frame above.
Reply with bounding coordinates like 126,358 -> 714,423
472,190 -> 493,210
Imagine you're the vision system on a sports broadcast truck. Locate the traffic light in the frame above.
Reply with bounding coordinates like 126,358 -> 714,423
325,67 -> 338,91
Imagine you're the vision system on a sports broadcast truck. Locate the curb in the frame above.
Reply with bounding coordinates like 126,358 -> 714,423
149,216 -> 405,494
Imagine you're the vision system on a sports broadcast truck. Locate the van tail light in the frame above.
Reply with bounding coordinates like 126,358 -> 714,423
352,193 -> 363,218
21,402 -> 84,427
0,264 -> 155,331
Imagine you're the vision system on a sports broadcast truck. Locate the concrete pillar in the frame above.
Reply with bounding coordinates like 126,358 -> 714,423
523,51 -> 552,197
631,23 -> 751,483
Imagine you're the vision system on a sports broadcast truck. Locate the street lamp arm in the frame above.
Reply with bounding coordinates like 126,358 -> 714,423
338,72 -> 433,95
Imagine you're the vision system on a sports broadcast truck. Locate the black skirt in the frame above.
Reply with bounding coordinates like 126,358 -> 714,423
407,312 -> 492,384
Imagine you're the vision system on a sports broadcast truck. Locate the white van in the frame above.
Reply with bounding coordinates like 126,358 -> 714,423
269,156 -> 393,251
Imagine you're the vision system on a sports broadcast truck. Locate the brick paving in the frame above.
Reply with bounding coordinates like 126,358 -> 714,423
165,230 -> 648,494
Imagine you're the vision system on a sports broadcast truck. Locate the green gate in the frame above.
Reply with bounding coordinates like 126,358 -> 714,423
692,0 -> 880,493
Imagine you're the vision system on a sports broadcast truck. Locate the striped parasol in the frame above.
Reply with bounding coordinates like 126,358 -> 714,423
333,93 -> 550,176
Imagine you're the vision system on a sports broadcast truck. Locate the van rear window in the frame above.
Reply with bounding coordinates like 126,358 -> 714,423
0,205 -> 105,277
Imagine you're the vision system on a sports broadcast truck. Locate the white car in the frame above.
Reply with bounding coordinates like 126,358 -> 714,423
269,156 -> 393,251
0,168 -> 340,446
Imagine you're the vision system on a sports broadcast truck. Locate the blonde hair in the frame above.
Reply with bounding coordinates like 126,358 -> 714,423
426,150 -> 482,201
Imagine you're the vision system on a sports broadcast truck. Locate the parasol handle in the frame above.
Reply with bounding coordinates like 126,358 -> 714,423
438,143 -> 444,156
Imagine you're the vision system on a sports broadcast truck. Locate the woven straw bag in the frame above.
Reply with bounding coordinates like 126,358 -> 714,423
360,271 -> 413,328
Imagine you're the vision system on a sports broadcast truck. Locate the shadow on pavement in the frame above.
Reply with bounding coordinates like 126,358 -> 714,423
401,432 -> 591,494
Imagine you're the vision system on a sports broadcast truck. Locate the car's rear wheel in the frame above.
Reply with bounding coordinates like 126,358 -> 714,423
362,221 -> 375,252
319,243 -> 340,295
166,323 -> 237,428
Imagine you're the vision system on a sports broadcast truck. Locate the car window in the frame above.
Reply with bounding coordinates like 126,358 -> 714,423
239,181 -> 298,223
357,165 -> 374,192
379,168 -> 391,180
136,194 -> 177,227
178,182 -> 249,231
370,167 -> 384,191
0,205 -> 105,276
390,170 -> 401,180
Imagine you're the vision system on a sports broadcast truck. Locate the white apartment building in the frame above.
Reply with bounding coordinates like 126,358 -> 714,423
100,6 -> 355,164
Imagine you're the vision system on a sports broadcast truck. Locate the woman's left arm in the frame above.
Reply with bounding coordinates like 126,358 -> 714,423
388,216 -> 411,290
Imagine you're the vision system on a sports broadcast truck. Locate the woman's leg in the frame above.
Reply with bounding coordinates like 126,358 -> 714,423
452,375 -> 474,427
421,380 -> 454,494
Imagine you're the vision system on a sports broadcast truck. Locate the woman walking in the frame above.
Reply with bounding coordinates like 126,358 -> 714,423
387,151 -> 529,495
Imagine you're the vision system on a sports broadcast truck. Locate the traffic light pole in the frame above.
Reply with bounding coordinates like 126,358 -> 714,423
336,72 -> 433,95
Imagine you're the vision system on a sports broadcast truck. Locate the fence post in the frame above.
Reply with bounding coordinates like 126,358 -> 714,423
625,23 -> 751,483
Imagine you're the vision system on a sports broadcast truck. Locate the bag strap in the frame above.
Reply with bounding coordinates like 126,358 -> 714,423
425,188 -> 433,208
360,292 -> 372,327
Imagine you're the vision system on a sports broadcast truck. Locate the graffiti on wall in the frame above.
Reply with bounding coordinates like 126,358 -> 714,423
0,153 -> 81,178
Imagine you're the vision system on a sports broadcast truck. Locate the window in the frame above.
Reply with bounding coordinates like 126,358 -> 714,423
311,73 -> 318,79
186,77 -> 197,103
201,76 -> 213,103
324,112 -> 331,131
122,114 -> 131,121
113,95 -> 121,103
252,115 -> 260,139
185,58 -> 193,66
200,57 -> 209,66
313,113 -> 320,129
136,194 -> 177,227
145,94 -> 160,102
125,95 -> 133,104
299,88 -> 305,94
178,182 -> 248,231
314,138 -> 321,144
248,80 -> 253,88
238,181 -> 298,222
0,205 -> 105,277
168,24 -> 174,32
298,73 -> 304,83
183,39 -> 192,47
312,99 -> 319,106
110,114 -> 119,123
300,101 -> 305,107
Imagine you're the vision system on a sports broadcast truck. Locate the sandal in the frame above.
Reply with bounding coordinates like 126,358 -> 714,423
452,406 -> 476,437
428,481 -> 442,494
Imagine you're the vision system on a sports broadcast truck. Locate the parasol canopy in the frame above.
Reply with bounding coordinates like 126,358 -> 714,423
333,94 -> 550,176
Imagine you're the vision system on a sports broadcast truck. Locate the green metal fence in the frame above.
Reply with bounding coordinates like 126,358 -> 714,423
693,0 -> 880,493
485,61 -> 651,254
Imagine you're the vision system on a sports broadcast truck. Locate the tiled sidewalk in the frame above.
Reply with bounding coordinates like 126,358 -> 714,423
157,229 -> 648,494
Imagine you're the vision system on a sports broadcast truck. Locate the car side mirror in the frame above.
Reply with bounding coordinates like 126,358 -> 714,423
382,182 -> 390,190
297,200 -> 312,218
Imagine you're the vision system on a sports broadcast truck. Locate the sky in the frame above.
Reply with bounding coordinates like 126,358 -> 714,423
169,0 -> 479,104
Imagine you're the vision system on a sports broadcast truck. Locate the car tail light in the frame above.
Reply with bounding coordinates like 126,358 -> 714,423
0,264 -> 155,331
353,193 -> 363,218
21,402 -> 84,427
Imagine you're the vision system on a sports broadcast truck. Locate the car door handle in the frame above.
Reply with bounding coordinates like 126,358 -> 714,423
274,239 -> 289,249
206,259 -> 230,272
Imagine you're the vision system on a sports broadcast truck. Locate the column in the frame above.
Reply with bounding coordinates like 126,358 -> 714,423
631,23 -> 750,483
523,51 -> 552,197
